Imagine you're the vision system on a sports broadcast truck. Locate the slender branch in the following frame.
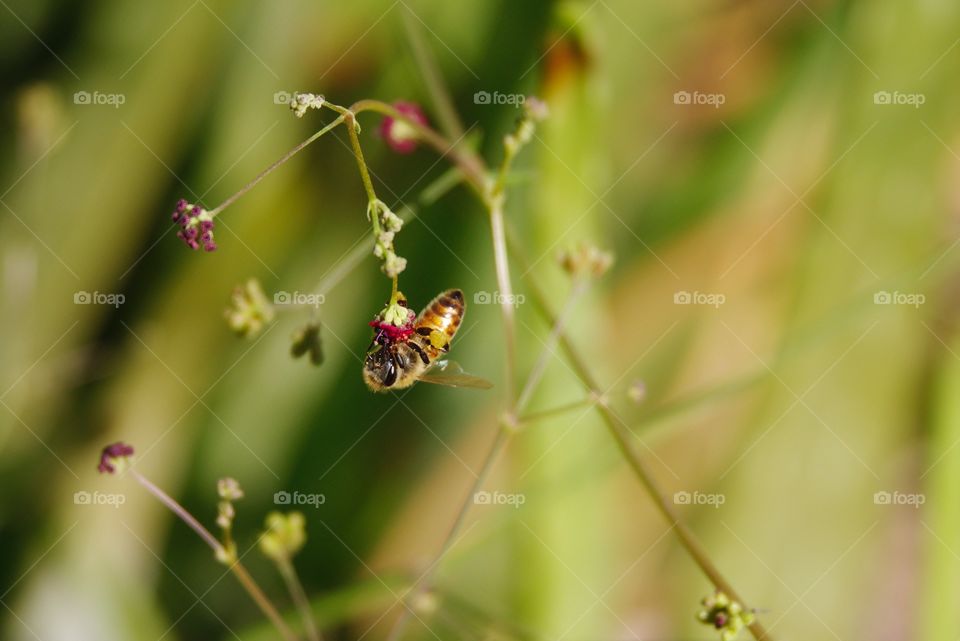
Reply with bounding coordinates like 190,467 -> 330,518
508,242 -> 775,641
208,116 -> 346,217
277,558 -> 322,641
128,469 -> 300,641
385,425 -> 512,641
487,196 -> 517,399
349,99 -> 487,194
309,168 -> 464,300
321,105 -> 378,204
385,241 -> 589,641
517,397 -> 598,426
230,562 -> 300,641
515,277 -> 589,414
129,470 -> 221,551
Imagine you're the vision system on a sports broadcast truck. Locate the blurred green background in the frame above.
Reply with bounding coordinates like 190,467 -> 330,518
2,0 -> 960,639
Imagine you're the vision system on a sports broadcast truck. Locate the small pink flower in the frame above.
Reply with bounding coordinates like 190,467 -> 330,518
380,102 -> 428,154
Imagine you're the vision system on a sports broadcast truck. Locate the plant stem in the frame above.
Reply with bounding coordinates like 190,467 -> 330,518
339,109 -> 379,205
309,169 -> 464,300
208,116 -> 346,217
349,99 -> 487,195
516,397 -> 598,426
128,469 -> 300,641
385,273 -> 589,641
510,243 -> 775,641
514,277 -> 589,414
487,195 -> 517,399
385,424 -> 512,641
277,558 -> 322,641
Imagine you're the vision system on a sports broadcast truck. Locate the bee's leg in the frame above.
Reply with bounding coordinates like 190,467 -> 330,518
407,341 -> 430,365
427,329 -> 450,353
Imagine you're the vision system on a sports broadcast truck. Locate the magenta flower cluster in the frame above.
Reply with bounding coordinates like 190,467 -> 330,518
171,199 -> 217,251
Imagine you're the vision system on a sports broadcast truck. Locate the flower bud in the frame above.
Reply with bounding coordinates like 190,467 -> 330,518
98,442 -> 134,474
259,511 -> 306,562
380,101 -> 428,154
218,477 -> 244,501
225,279 -> 275,338
289,92 -> 325,118
557,242 -> 614,278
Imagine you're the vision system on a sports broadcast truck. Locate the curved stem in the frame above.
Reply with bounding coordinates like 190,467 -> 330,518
349,99 -> 488,195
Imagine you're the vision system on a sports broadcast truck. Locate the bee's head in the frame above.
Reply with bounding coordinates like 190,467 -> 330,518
363,342 -> 398,389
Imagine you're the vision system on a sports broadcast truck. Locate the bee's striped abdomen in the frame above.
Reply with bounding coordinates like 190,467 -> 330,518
414,289 -> 464,358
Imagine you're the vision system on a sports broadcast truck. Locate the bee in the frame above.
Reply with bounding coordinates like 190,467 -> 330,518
363,289 -> 492,392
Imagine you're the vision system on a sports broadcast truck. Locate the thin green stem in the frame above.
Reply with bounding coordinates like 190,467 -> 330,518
385,231 -> 589,641
510,241 -> 775,641
487,196 -> 517,400
208,116 -> 346,217
277,558 -> 322,641
321,104 -> 378,204
128,470 -> 300,641
385,425 -> 512,641
230,562 -> 300,641
349,99 -> 487,195
516,397 -> 598,426
515,277 -> 589,414
309,168 -> 464,301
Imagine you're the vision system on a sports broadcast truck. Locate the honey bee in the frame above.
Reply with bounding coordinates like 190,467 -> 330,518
363,289 -> 492,392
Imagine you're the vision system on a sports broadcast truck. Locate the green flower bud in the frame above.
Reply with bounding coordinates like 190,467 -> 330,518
225,279 -> 275,338
259,511 -> 306,562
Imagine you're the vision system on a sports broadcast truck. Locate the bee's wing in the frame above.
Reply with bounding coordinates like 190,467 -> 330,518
417,360 -> 493,390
